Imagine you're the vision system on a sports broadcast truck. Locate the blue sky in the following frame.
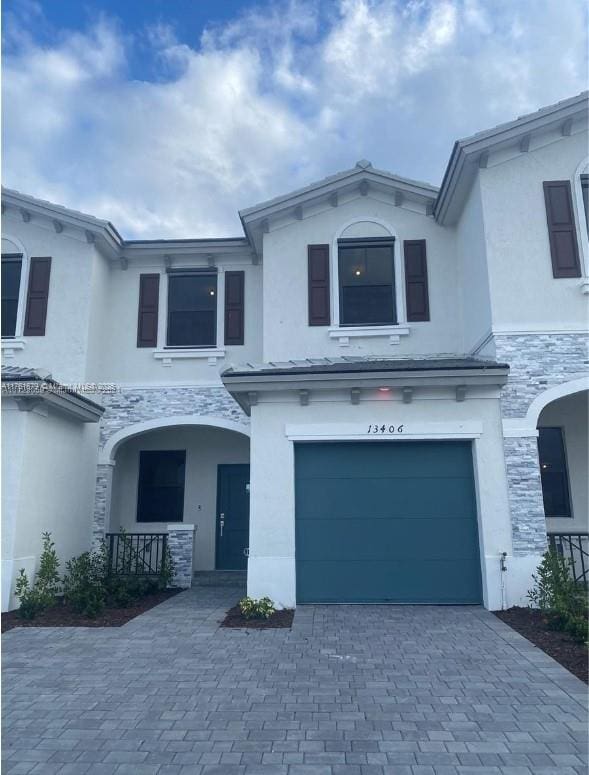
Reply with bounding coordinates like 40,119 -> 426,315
2,0 -> 588,238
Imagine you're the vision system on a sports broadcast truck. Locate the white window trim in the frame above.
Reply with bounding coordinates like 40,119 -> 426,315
573,157 -> 589,293
154,267 -> 226,363
1,235 -> 30,342
329,217 -> 409,342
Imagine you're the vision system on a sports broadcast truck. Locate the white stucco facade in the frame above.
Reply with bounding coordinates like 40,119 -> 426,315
2,91 -> 587,611
1,398 -> 100,611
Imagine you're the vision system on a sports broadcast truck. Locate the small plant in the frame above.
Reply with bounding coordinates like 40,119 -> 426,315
159,543 -> 175,590
35,532 -> 61,608
239,596 -> 276,620
63,544 -> 108,618
528,550 -> 588,644
14,569 -> 44,619
14,532 -> 61,619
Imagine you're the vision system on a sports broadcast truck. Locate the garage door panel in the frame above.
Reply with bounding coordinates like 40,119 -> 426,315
296,559 -> 482,604
296,517 -> 480,561
296,441 -> 473,479
295,441 -> 482,605
296,476 -> 475,519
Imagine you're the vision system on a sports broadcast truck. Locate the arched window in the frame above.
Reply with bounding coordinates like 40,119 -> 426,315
1,236 -> 28,338
331,218 -> 406,329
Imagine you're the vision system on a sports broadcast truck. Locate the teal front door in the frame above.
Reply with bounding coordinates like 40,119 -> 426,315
295,441 -> 482,604
216,464 -> 250,570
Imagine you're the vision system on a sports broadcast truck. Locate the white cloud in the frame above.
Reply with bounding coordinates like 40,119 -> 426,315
2,0 -> 587,237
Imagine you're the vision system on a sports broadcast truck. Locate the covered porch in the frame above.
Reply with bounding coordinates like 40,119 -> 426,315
537,389 -> 588,586
100,419 -> 251,587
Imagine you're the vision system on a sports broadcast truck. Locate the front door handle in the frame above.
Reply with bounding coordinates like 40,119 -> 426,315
220,513 -> 225,537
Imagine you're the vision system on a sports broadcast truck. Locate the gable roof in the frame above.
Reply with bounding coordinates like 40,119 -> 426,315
435,91 -> 589,224
239,160 -> 438,254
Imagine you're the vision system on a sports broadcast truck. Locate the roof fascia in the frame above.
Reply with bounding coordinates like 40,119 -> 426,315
240,167 -> 438,225
435,93 -> 589,224
223,366 -> 509,413
2,189 -> 122,256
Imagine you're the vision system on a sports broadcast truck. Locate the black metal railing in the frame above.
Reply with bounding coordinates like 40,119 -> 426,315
106,532 -> 168,577
548,532 -> 589,588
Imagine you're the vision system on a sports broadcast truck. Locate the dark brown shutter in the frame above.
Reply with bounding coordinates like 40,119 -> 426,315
404,240 -> 430,322
23,257 -> 51,336
224,270 -> 245,345
543,181 -> 581,278
137,273 -> 159,347
308,244 -> 330,326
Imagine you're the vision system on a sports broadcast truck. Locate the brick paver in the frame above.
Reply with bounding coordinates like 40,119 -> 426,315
2,585 -> 587,774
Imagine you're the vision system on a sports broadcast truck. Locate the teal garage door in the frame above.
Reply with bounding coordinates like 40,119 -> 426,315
295,441 -> 482,604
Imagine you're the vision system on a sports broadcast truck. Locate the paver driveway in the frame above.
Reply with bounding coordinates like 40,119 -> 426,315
2,584 -> 587,775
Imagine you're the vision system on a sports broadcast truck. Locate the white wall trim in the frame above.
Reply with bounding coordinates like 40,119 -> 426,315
153,348 -> 225,366
100,414 -> 251,463
330,216 -> 405,328
502,423 -> 539,438
524,375 -> 589,428
471,328 -> 589,355
328,324 -> 410,346
285,420 -> 483,441
1,338 -> 26,358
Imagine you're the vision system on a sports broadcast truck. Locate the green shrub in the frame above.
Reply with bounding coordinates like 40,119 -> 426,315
63,544 -> 108,618
239,596 -> 275,620
528,549 -> 588,643
14,569 -> 44,619
14,532 -> 61,619
159,543 -> 175,589
35,532 -> 61,607
107,575 -> 158,607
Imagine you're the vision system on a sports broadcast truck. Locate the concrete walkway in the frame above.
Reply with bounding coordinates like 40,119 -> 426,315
2,585 -> 587,774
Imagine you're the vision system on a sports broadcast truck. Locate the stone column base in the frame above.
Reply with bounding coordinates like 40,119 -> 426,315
167,524 -> 195,588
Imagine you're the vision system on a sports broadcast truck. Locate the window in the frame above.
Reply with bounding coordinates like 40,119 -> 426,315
338,238 -> 396,326
581,174 -> 589,234
137,450 -> 186,523
537,427 -> 572,518
167,271 -> 217,347
1,254 -> 23,337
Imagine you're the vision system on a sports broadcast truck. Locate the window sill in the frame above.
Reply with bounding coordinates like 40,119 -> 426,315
153,347 -> 225,366
328,325 -> 410,346
1,338 -> 26,358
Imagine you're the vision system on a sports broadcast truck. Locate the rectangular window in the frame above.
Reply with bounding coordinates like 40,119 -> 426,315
338,238 -> 396,326
581,174 -> 589,233
1,254 -> 23,337
537,427 -> 572,518
137,450 -> 186,523
167,271 -> 217,347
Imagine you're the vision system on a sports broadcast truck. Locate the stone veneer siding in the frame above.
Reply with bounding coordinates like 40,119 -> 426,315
92,385 -> 248,545
167,527 -> 195,588
494,332 -> 588,556
495,333 -> 589,418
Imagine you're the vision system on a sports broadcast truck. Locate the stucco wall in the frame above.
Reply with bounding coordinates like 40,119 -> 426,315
98,260 -> 263,384
479,130 -> 588,331
261,194 -> 462,362
110,425 -> 250,571
539,390 -> 588,533
1,217 -> 104,383
455,179 -> 492,353
1,399 -> 99,611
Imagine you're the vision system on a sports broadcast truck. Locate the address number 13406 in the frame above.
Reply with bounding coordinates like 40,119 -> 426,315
366,424 -> 404,434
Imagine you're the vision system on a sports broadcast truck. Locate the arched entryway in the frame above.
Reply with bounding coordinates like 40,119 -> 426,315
93,416 -> 250,585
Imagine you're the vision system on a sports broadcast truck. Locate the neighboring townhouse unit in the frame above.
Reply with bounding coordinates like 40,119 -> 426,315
2,91 -> 588,612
